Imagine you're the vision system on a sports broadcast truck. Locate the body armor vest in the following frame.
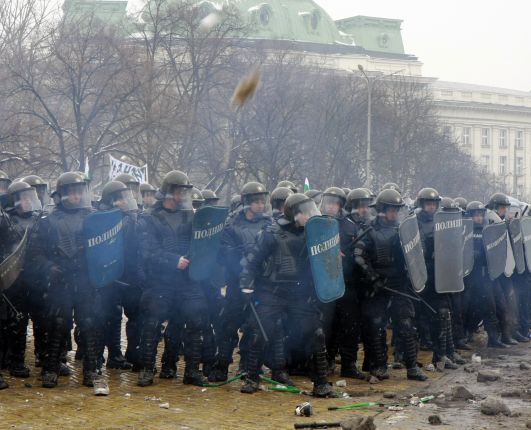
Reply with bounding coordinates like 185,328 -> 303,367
47,209 -> 87,258
153,209 -> 193,256
265,225 -> 308,283
369,223 -> 398,270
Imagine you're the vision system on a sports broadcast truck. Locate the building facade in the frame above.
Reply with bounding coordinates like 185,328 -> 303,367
66,0 -> 531,197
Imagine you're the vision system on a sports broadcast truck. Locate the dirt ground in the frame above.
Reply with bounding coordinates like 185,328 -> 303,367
1,327 -> 531,430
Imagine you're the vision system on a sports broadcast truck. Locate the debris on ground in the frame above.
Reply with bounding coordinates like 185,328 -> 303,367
477,370 -> 501,383
471,354 -> 482,364
340,416 -> 376,430
451,385 -> 474,400
480,397 -> 511,416
428,415 -> 442,425
295,402 -> 313,417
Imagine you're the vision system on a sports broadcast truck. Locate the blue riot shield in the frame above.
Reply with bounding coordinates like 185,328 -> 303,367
189,206 -> 229,282
83,209 -> 124,288
305,216 -> 345,303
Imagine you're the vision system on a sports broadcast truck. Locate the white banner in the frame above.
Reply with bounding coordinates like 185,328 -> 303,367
109,155 -> 148,183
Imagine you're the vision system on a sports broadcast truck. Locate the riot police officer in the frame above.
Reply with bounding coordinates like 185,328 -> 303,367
276,180 -> 298,193
97,181 -> 140,370
270,187 -> 294,220
355,189 -> 427,381
139,183 -> 156,210
209,182 -> 272,382
333,188 -> 373,379
28,172 -> 107,391
320,187 -> 346,218
416,188 -> 464,369
137,171 -> 208,387
464,201 -> 508,348
115,173 -> 141,206
201,189 -> 220,206
239,193 -> 336,396
2,182 -> 42,378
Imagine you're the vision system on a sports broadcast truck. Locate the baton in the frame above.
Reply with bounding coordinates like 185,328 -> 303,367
249,301 -> 269,343
1,293 -> 23,321
383,286 -> 437,314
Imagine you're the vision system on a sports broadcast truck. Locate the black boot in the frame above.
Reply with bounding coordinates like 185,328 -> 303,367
240,376 -> 259,394
138,368 -> 154,387
240,338 -> 261,394
208,360 -> 229,382
340,361 -> 365,379
183,331 -> 207,386
41,371 -> 58,388
107,354 -> 133,370
369,327 -> 389,380
159,365 -> 177,379
312,349 -> 335,397
407,365 -> 428,381
446,318 -> 466,365
137,320 -> 159,385
9,363 -> 30,378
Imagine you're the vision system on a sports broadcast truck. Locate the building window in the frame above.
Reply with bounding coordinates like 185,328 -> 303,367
480,155 -> 490,170
462,127 -> 471,146
310,10 -> 320,30
517,157 -> 524,176
499,129 -> 507,148
518,185 -> 524,198
516,130 -> 524,149
499,156 -> 507,175
481,128 -> 490,147
259,6 -> 271,26
441,90 -> 453,97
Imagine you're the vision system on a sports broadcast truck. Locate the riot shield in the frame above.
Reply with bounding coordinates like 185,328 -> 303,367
0,228 -> 28,291
434,211 -> 464,293
509,219 -> 525,275
521,217 -> 531,272
398,214 -> 427,292
188,206 -> 229,282
463,218 -> 474,277
305,216 -> 345,303
83,209 -> 124,288
482,222 -> 508,281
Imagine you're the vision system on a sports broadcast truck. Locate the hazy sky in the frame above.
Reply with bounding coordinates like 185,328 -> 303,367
127,0 -> 531,91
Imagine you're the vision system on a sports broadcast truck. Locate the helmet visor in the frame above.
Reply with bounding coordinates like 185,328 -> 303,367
113,189 -> 138,212
243,193 -> 270,217
165,185 -> 193,211
60,183 -> 92,210
142,190 -> 156,208
14,188 -> 42,213
320,195 -> 343,217
294,200 -> 321,226
128,182 -> 141,205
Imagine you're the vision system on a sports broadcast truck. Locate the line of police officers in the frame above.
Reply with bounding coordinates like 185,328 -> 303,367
0,168 -> 529,396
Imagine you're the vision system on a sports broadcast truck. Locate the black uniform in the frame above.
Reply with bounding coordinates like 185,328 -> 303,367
28,203 -> 102,386
239,216 -> 331,394
209,210 -> 271,379
355,215 -> 420,377
137,201 -> 207,385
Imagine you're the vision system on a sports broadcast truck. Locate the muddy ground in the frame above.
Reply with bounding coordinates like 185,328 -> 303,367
1,327 -> 531,429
